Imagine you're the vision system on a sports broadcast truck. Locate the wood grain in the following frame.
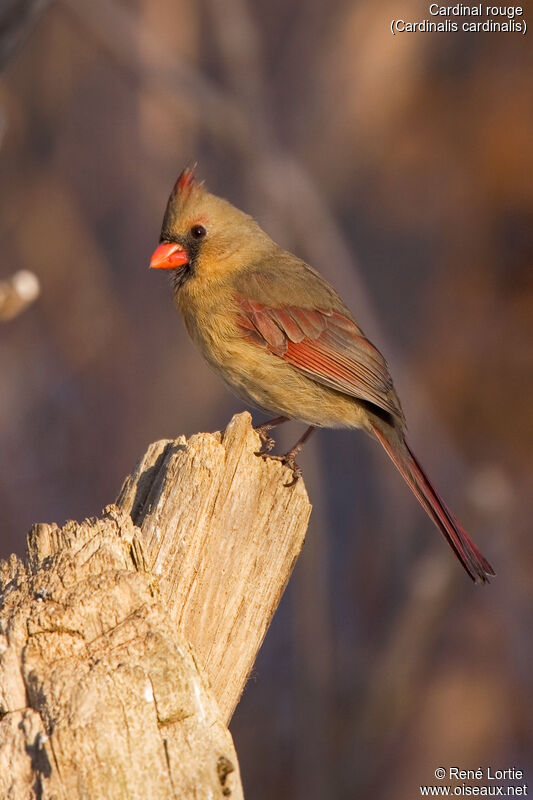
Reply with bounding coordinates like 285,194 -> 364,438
117,411 -> 312,720
0,413 -> 312,798
0,508 -> 244,800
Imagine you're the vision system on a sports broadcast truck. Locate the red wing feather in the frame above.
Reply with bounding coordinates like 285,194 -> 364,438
235,293 -> 493,583
236,296 -> 402,419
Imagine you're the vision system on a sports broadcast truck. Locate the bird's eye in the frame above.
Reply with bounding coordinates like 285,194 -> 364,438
190,224 -> 207,239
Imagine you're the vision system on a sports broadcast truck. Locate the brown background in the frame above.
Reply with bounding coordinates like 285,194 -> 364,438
1,1 -> 532,798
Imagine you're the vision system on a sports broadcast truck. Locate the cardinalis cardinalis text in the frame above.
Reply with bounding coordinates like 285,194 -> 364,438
150,167 -> 494,584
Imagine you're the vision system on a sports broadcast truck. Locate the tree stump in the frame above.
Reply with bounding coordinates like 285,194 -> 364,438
0,413 -> 311,799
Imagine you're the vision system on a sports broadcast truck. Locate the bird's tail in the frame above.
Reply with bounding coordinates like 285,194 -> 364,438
369,420 -> 495,583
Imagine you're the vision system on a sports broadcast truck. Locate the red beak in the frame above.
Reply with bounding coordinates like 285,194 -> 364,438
149,242 -> 189,270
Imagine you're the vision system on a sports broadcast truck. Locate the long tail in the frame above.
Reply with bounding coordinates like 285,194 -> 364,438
369,420 -> 495,583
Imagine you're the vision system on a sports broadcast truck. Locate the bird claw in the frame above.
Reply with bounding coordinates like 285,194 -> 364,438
283,465 -> 302,488
257,451 -> 302,487
254,425 -> 276,454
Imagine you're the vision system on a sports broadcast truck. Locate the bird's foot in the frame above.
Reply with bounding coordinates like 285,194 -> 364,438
258,451 -> 302,487
253,416 -> 288,455
256,423 -> 315,487
254,425 -> 276,454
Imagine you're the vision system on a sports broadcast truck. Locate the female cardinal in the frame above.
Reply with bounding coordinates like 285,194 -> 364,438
150,167 -> 494,583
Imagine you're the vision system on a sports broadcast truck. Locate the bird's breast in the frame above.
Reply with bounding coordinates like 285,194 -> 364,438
175,284 -> 368,429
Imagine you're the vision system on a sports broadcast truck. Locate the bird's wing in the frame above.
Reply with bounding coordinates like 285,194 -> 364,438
235,293 -> 403,421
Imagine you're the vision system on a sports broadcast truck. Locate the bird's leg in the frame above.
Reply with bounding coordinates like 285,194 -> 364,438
254,415 -> 289,453
261,425 -> 316,487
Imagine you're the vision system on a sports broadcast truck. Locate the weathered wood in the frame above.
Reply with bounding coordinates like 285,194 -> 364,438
0,412 -> 312,798
117,411 -> 311,721
0,508 -> 244,800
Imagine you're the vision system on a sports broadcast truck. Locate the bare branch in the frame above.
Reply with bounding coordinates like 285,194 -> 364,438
0,269 -> 40,321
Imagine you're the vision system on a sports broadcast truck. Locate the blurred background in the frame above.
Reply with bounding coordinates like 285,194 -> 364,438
1,1 -> 532,797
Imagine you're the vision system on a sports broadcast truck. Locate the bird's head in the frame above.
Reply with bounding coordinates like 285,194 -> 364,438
149,166 -> 269,290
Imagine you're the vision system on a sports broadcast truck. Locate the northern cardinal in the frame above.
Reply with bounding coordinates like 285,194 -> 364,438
150,167 -> 494,583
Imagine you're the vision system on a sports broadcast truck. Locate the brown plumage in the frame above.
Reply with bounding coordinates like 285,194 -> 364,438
150,166 -> 494,584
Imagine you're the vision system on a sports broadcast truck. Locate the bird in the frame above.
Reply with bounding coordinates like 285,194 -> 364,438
149,166 -> 494,584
